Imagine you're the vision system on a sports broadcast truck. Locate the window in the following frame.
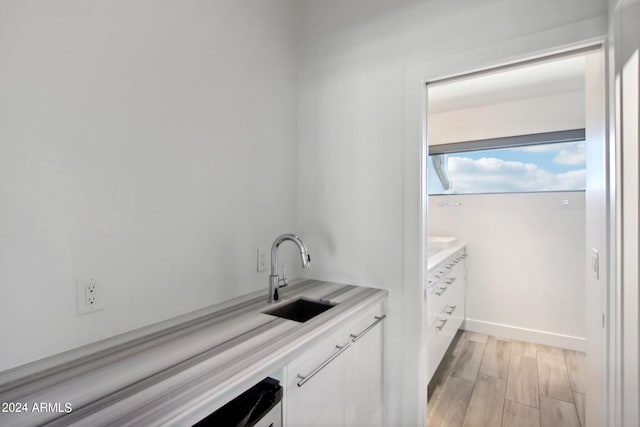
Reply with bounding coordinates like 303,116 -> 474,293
428,139 -> 586,195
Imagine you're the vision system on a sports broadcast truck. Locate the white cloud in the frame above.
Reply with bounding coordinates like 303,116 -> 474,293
512,141 -> 585,166
516,144 -> 562,153
446,156 -> 585,193
553,142 -> 585,166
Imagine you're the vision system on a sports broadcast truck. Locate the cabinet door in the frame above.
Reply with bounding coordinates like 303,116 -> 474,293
285,332 -> 347,427
344,316 -> 384,427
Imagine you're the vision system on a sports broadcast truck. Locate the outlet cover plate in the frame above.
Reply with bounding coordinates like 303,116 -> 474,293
77,278 -> 104,315
257,248 -> 268,272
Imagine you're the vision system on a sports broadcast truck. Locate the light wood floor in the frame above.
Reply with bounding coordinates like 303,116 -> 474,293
427,331 -> 586,427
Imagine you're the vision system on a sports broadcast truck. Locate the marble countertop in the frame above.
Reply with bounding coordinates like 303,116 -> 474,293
0,280 -> 387,427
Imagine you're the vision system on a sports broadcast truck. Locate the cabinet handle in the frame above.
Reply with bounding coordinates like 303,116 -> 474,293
436,318 -> 448,331
350,315 -> 386,343
434,288 -> 444,296
445,305 -> 457,315
297,341 -> 352,387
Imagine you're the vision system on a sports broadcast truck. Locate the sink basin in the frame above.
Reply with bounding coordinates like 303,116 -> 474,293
263,297 -> 337,322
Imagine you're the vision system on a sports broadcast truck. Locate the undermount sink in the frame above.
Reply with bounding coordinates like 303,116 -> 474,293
263,297 -> 337,322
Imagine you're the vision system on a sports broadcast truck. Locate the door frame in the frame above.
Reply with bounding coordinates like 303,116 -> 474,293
401,17 -> 611,427
609,1 -> 640,425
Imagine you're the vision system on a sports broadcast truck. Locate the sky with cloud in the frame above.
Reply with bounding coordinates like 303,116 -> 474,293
428,141 -> 586,194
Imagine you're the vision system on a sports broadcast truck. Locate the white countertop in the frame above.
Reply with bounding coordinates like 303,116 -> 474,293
0,280 -> 387,427
427,242 -> 466,271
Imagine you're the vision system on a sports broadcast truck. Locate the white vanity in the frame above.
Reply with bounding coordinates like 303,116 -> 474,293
426,238 -> 467,383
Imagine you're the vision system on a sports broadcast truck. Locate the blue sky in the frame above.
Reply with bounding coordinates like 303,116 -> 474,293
428,141 -> 586,194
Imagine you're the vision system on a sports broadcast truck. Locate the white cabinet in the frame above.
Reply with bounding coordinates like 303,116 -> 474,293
426,248 -> 467,382
285,302 -> 385,427
344,307 -> 384,427
285,330 -> 347,427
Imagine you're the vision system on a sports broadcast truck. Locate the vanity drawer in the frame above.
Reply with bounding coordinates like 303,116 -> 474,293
426,310 -> 459,381
426,275 -> 459,325
426,249 -> 467,382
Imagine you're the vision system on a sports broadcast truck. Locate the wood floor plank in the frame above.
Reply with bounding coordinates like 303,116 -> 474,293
539,396 -> 580,427
428,335 -> 587,427
462,374 -> 506,427
510,340 -> 537,358
563,350 -> 586,393
505,355 -> 539,407
501,400 -> 541,427
452,339 -> 486,382
479,336 -> 511,379
573,392 -> 585,427
427,375 -> 475,427
537,346 -> 574,402
536,344 -> 563,357
465,331 -> 489,344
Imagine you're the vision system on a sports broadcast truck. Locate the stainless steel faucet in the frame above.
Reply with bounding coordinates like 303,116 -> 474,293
269,233 -> 310,303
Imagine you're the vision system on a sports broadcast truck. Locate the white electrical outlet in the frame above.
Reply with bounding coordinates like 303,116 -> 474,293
77,278 -> 104,315
257,248 -> 268,272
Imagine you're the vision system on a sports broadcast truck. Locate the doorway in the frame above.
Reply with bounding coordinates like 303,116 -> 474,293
422,46 -> 609,426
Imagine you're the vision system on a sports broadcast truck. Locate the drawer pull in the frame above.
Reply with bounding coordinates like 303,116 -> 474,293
445,305 -> 457,315
350,315 -> 386,343
297,341 -> 352,387
434,286 -> 447,296
436,318 -> 448,331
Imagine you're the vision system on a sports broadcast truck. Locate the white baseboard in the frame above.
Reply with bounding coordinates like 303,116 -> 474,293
462,318 -> 586,352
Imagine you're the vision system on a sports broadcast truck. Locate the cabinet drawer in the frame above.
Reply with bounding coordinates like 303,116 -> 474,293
447,274 -> 465,327
426,249 -> 467,382
427,309 -> 461,379
426,275 -> 459,327
426,316 -> 452,381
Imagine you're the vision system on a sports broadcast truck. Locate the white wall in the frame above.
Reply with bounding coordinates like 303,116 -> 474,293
429,192 -> 586,349
0,0 -> 301,372
429,91 -> 585,145
297,1 -> 607,425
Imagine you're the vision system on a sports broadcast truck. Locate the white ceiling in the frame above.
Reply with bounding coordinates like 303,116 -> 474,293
428,55 -> 586,114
